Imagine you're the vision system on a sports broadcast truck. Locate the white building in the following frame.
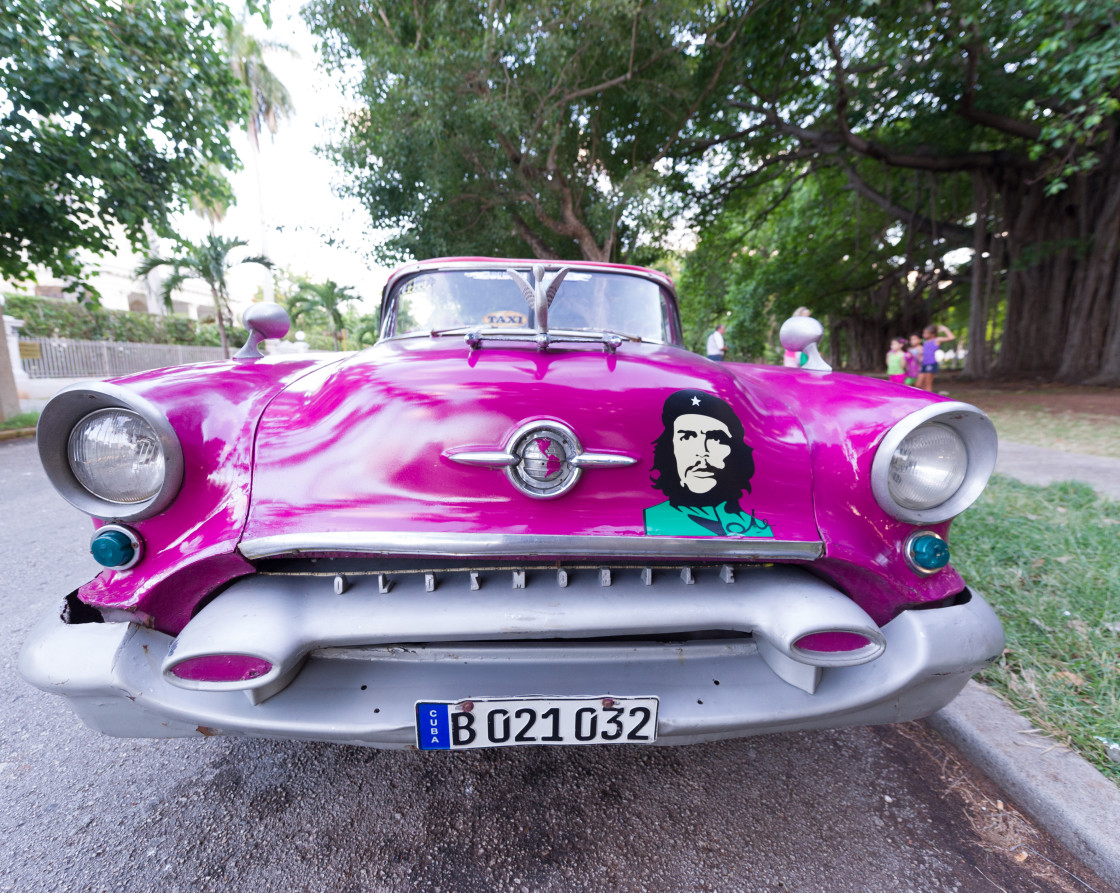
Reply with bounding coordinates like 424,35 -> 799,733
3,231 -> 263,323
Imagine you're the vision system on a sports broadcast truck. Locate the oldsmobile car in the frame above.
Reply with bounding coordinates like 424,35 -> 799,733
20,257 -> 1003,750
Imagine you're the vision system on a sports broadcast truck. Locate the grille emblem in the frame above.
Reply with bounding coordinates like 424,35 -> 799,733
509,426 -> 579,497
445,421 -> 637,500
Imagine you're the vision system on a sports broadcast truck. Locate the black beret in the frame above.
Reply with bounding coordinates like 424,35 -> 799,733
660,389 -> 745,441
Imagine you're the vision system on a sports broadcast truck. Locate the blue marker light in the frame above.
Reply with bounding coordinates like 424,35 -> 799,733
91,529 -> 136,568
908,533 -> 950,573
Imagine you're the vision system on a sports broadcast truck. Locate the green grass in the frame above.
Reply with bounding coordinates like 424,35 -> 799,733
0,411 -> 38,431
985,409 -> 1120,459
952,475 -> 1120,780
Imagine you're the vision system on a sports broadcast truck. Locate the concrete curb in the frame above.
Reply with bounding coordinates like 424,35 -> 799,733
930,681 -> 1120,887
0,427 -> 35,442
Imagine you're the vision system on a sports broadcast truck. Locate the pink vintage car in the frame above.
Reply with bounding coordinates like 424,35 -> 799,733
21,258 -> 1003,750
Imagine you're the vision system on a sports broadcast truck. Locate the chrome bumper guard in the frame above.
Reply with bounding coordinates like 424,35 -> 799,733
19,567 -> 1004,748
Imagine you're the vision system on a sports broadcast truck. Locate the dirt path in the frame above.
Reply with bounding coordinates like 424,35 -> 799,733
935,373 -> 1120,418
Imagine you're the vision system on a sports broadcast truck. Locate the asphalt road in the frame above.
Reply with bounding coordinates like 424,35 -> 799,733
0,438 -> 1110,893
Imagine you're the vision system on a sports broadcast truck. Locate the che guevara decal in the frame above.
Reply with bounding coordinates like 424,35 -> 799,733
643,389 -> 773,538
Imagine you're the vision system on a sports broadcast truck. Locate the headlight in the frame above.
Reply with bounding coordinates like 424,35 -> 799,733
37,383 -> 184,521
871,402 -> 997,524
887,422 -> 967,509
68,409 -> 165,503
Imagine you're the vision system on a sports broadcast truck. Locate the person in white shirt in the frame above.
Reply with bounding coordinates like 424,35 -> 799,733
706,324 -> 726,361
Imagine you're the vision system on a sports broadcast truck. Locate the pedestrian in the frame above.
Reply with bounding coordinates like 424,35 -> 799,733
706,324 -> 727,361
904,335 -> 922,386
886,337 -> 907,384
917,324 -> 955,391
782,307 -> 812,367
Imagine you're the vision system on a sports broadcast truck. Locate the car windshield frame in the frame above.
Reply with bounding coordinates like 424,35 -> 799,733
379,261 -> 684,347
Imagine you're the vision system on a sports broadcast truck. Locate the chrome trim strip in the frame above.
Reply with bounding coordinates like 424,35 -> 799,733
445,451 -> 519,467
238,532 -> 824,562
569,452 -> 636,468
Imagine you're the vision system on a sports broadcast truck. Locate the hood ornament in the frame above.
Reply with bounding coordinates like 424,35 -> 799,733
507,265 -> 570,350
445,421 -> 636,499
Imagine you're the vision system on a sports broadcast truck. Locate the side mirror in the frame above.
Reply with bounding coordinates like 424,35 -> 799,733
234,304 -> 291,361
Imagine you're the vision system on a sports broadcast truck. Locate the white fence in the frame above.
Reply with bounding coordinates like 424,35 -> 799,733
18,338 -> 227,379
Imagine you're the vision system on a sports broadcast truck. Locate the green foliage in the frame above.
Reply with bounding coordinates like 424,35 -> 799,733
673,0 -> 1120,370
680,165 -> 969,365
0,0 -> 249,288
298,0 -> 1119,378
303,0 -> 738,262
0,411 -> 39,431
286,279 -> 359,349
1017,0 -> 1120,190
136,234 -> 272,355
953,477 -> 1120,780
351,312 -> 382,347
224,13 -> 296,151
4,294 -> 222,345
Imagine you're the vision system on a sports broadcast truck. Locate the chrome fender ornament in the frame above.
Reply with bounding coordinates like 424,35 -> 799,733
779,315 -> 831,372
445,421 -> 636,499
235,303 -> 291,361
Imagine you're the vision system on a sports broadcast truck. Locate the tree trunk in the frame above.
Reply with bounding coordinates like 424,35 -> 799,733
213,288 -> 230,359
1058,169 -> 1120,382
963,172 -> 992,379
985,145 -> 1120,384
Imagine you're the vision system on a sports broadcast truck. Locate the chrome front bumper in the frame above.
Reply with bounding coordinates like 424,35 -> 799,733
19,568 -> 1004,748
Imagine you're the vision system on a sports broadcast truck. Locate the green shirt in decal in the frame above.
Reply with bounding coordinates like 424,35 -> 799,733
643,501 -> 774,538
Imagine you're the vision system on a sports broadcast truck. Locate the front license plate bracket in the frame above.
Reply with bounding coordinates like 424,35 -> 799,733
415,696 -> 659,750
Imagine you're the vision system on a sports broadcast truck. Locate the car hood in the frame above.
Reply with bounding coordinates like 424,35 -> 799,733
243,338 -> 819,546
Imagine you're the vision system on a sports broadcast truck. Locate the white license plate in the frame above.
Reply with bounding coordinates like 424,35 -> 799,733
415,696 -> 658,750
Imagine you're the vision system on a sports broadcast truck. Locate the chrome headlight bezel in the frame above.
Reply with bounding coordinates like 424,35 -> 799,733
37,383 -> 184,521
871,401 -> 997,524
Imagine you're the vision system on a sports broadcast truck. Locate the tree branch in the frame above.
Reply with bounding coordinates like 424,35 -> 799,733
960,42 -> 1042,141
509,209 -> 560,259
838,162 -> 974,247
652,7 -> 757,163
374,6 -> 400,45
728,93 -> 1033,174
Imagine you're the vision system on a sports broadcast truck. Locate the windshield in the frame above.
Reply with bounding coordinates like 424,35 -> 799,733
385,268 -> 677,344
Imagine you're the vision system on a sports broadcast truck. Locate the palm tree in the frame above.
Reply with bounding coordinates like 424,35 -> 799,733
136,235 -> 273,358
224,16 -> 295,302
188,159 -> 234,233
225,17 -> 294,154
287,279 -> 358,351
353,311 -> 383,348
